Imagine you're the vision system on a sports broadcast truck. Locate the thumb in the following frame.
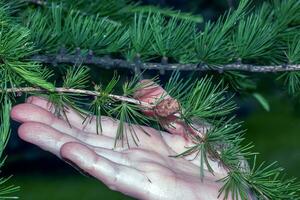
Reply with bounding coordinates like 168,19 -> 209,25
133,79 -> 169,104
134,80 -> 191,138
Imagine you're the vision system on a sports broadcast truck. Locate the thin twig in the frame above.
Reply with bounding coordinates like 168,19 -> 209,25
3,87 -> 153,109
30,54 -> 300,73
4,86 -> 184,118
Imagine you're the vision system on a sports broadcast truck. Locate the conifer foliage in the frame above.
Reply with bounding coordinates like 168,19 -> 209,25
0,0 -> 299,199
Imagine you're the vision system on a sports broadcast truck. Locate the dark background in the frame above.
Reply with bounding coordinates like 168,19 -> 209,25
3,0 -> 300,199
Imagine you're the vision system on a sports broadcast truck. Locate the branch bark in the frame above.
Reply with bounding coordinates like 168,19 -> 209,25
3,87 -> 153,109
30,54 -> 300,73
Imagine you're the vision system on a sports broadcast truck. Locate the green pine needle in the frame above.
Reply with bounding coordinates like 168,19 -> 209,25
0,26 -> 35,61
63,66 -> 90,89
88,73 -> 119,134
164,71 -> 195,100
130,5 -> 203,23
126,13 -> 154,61
219,156 -> 300,200
150,13 -> 195,60
221,71 -> 256,92
9,62 -> 55,91
110,102 -> 151,148
232,8 -> 278,62
278,71 -> 300,96
0,0 -> 299,199
0,98 -> 20,199
182,76 -> 236,121
287,36 -> 300,64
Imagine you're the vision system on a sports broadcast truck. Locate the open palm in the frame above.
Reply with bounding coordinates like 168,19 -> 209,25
11,83 -> 233,200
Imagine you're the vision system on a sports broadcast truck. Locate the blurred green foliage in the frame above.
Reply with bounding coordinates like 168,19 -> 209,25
244,95 -> 300,178
13,173 -> 132,200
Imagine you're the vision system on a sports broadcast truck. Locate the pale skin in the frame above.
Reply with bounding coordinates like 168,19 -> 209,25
10,81 -> 243,200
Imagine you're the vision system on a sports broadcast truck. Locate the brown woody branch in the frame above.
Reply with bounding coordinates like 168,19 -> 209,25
4,87 -> 153,109
30,54 -> 300,73
4,86 -> 183,117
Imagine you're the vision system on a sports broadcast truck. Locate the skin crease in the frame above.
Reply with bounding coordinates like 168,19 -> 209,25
10,81 -> 250,200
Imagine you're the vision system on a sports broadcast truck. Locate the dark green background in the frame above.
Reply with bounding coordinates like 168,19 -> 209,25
4,0 -> 300,199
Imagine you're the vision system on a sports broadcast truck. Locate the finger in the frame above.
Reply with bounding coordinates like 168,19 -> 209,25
18,122 -> 117,156
134,80 -> 190,136
133,80 -> 170,104
11,103 -> 121,142
133,80 -> 169,117
26,96 -> 119,135
134,82 -> 227,175
18,122 -> 79,157
12,101 -> 165,150
95,147 -> 167,168
93,147 -> 131,166
135,80 -> 210,139
11,103 -> 84,137
60,142 -> 150,198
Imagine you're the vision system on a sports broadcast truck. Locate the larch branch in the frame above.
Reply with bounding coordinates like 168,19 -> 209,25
30,54 -> 300,73
2,87 -> 153,109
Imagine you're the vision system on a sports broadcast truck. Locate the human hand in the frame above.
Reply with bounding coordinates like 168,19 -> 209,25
10,82 -> 233,200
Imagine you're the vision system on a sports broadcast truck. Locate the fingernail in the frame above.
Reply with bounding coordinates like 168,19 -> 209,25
63,158 -> 94,179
